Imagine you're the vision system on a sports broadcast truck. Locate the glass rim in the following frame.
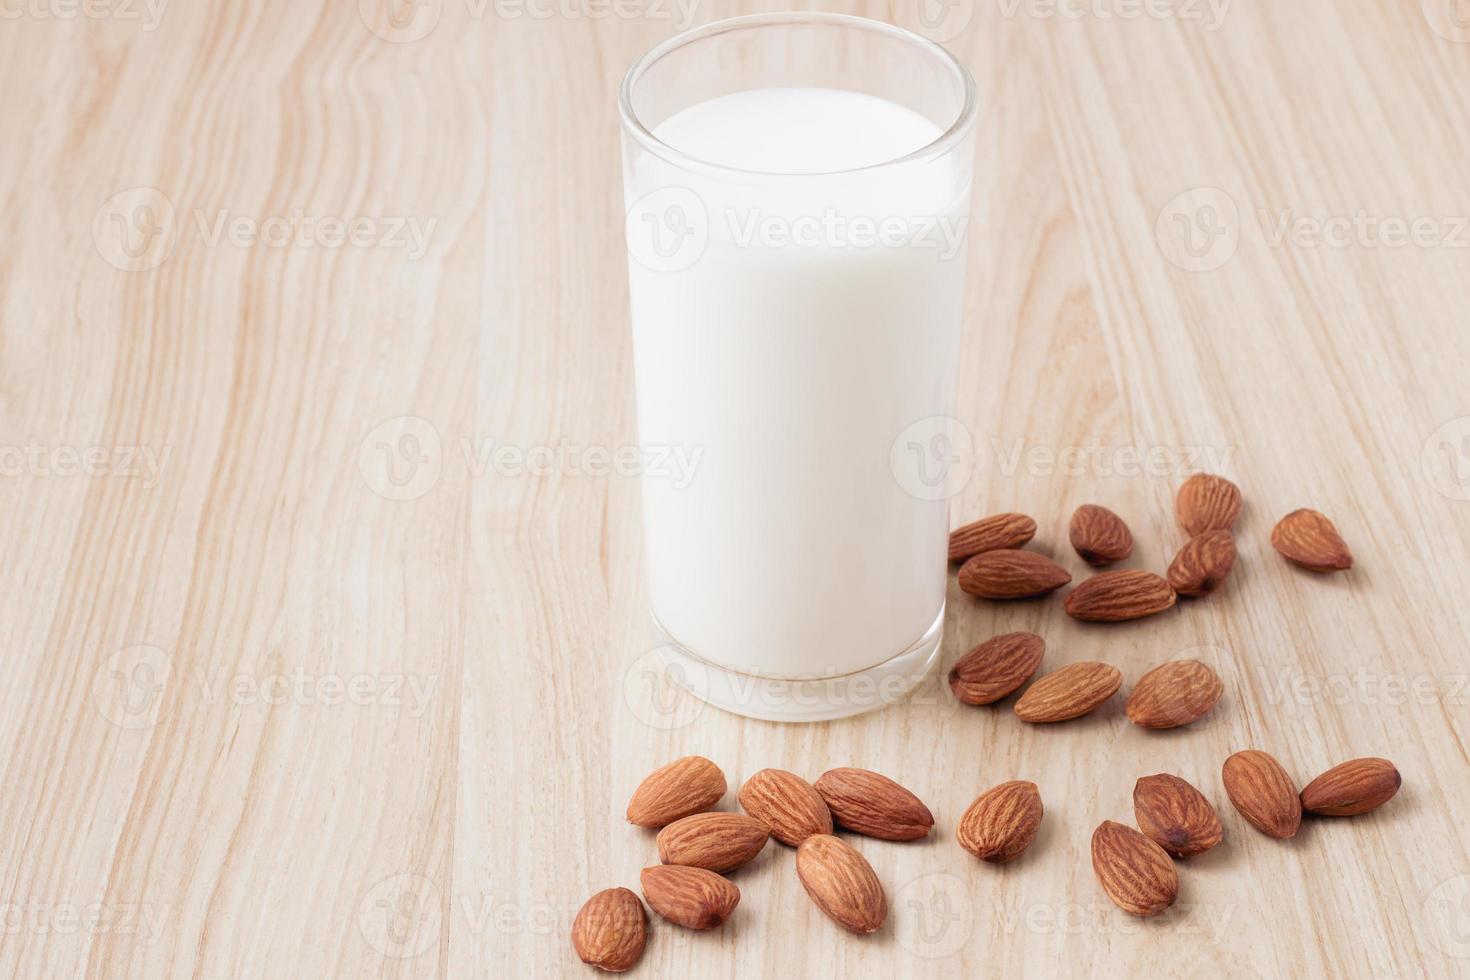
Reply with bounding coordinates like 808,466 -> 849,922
617,12 -> 978,180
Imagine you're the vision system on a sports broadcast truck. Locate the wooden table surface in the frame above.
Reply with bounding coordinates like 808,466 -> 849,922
4,1 -> 1470,977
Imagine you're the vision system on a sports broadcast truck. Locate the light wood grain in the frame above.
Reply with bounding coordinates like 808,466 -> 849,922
2,1 -> 1469,977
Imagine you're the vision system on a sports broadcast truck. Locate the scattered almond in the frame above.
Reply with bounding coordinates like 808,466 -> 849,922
813,768 -> 933,841
1069,504 -> 1134,566
1091,820 -> 1180,917
1126,659 -> 1224,729
1065,569 -> 1177,622
738,769 -> 833,846
795,834 -> 887,934
639,865 -> 739,930
948,631 -> 1045,705
958,550 -> 1072,599
1271,508 -> 1353,572
1167,529 -> 1237,597
1176,473 -> 1242,535
1222,749 -> 1301,839
948,512 -> 1037,563
1133,773 -> 1223,857
656,812 -> 770,873
1014,662 -> 1122,723
956,780 -> 1043,863
627,756 -> 727,828
1299,758 -> 1401,816
572,887 -> 647,972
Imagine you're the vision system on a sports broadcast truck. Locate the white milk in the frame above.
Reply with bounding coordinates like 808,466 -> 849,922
627,87 -> 970,681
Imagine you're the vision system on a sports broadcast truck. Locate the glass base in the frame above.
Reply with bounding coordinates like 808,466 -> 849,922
648,604 -> 944,723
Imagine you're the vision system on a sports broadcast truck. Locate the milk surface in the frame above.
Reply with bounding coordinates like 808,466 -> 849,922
628,87 -> 969,680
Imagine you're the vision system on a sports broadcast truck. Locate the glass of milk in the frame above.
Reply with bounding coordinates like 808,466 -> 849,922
619,13 -> 977,721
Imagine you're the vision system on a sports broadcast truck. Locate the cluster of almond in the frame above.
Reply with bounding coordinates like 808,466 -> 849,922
1092,753 -> 1401,916
572,758 -> 931,971
950,473 -> 1354,619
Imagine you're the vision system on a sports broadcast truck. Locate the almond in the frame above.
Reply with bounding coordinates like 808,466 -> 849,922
1176,473 -> 1242,535
627,756 -> 727,828
1091,820 -> 1179,917
948,512 -> 1037,562
738,769 -> 832,846
1271,508 -> 1353,572
1299,758 -> 1401,816
948,631 -> 1045,705
1064,569 -> 1176,622
958,550 -> 1072,599
1221,749 -> 1301,839
1133,773 -> 1223,857
1125,659 -> 1224,729
1014,662 -> 1122,723
1069,504 -> 1133,566
795,834 -> 887,934
656,812 -> 769,873
956,780 -> 1043,863
1167,530 -> 1236,597
813,768 -> 934,841
572,887 -> 647,972
639,865 -> 739,930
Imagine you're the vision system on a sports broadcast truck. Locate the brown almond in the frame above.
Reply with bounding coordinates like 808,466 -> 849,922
738,769 -> 832,846
1065,569 -> 1177,622
1069,504 -> 1134,566
627,756 -> 727,828
948,512 -> 1037,563
1299,758 -> 1401,816
656,812 -> 769,873
1221,750 -> 1301,839
1014,662 -> 1122,723
1176,473 -> 1242,535
639,865 -> 739,930
1133,774 -> 1224,857
956,780 -> 1043,863
1271,508 -> 1353,572
813,768 -> 934,841
1126,659 -> 1224,729
958,550 -> 1072,599
795,834 -> 887,934
572,887 -> 647,972
1167,530 -> 1236,597
1091,820 -> 1180,917
948,631 -> 1045,705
